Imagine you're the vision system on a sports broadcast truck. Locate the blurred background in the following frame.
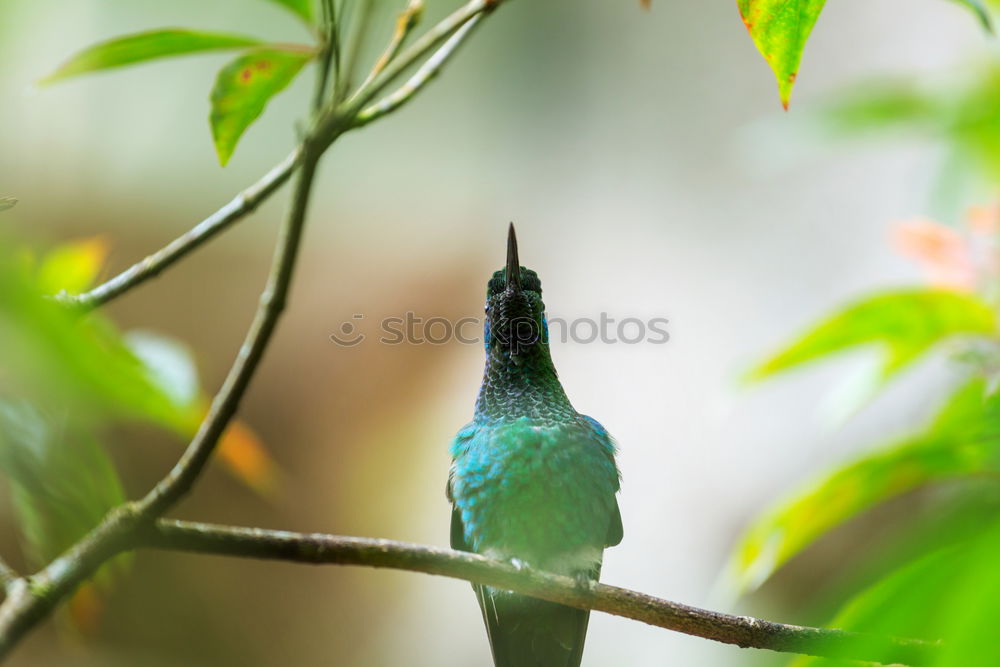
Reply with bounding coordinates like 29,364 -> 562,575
0,0 -> 992,665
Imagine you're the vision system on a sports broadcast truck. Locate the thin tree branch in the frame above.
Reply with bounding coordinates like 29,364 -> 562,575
137,135 -> 333,518
58,147 -> 303,310
336,0 -> 375,102
312,0 -> 338,111
356,0 -> 424,94
138,520 -> 940,666
354,13 -> 484,128
0,504 -> 139,659
344,0 -> 498,112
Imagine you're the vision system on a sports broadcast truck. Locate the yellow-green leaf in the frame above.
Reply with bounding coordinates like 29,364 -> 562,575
737,0 -> 827,109
36,237 -> 109,295
731,379 -> 1000,592
40,29 -> 263,85
749,290 -> 997,384
210,47 -> 314,166
0,197 -> 16,212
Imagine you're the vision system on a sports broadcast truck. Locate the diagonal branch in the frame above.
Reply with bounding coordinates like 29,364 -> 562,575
355,0 -> 425,95
353,13 -> 484,128
344,0 -> 498,113
136,135 -> 332,518
138,520 -> 940,667
57,147 -> 303,310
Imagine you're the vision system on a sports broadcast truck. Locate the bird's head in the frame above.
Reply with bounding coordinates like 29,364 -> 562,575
484,224 -> 547,360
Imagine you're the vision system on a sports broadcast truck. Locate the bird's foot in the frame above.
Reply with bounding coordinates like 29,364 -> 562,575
509,558 -> 530,572
574,571 -> 597,594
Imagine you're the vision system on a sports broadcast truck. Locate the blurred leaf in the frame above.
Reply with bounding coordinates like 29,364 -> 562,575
0,403 -> 126,568
217,419 -> 281,496
749,290 -> 997,384
814,66 -> 1000,189
40,29 -> 262,85
262,0 -> 315,24
36,237 -> 108,295
0,197 -> 16,212
790,549 -> 954,666
732,379 -> 1000,592
951,0 -> 994,32
0,252 -> 188,428
210,47 -> 314,166
737,0 -> 826,109
125,330 -> 281,493
124,331 -> 200,416
794,520 -> 1000,666
0,402 -> 131,634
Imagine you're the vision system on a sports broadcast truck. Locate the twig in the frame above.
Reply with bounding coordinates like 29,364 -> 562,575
344,0 -> 497,112
356,0 -> 424,94
354,13 -> 483,128
0,504 -> 139,659
58,147 -> 303,310
137,520 -> 941,666
312,0 -> 338,110
336,0 -> 376,102
137,136 -> 331,518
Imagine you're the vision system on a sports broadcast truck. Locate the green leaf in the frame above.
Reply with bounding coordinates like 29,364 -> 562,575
40,29 -> 263,85
731,379 -> 1000,592
0,244 -> 187,429
0,403 -> 126,569
262,0 -> 315,24
0,197 -> 16,212
951,0 -> 994,33
794,519 -> 1000,666
210,47 -> 314,166
737,0 -> 827,109
749,290 -> 997,384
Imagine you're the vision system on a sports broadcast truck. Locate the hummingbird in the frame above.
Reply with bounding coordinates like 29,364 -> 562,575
447,224 -> 623,667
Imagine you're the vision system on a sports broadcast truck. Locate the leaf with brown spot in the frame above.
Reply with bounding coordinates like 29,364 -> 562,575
737,0 -> 827,109
210,46 -> 314,166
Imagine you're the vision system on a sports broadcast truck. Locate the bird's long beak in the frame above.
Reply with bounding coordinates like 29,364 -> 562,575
505,223 -> 521,291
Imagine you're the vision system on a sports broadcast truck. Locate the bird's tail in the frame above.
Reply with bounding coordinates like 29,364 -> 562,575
474,585 -> 590,667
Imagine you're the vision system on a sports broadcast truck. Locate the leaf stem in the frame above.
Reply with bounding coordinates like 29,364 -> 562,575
355,0 -> 425,96
336,0 -> 376,102
58,147 -> 303,310
354,12 -> 483,127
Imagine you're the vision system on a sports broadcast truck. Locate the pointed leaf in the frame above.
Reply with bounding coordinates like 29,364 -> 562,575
737,0 -> 827,109
0,197 -> 16,212
262,0 -> 315,24
40,29 -> 263,85
749,290 -> 997,384
210,47 -> 314,165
